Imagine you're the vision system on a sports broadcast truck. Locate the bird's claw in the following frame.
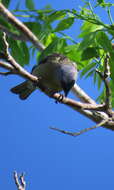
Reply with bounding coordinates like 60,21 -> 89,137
55,94 -> 64,104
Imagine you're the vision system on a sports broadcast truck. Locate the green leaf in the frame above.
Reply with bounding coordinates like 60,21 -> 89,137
54,17 -> 75,32
78,32 -> 96,51
96,89 -> 105,104
26,0 -> 35,10
96,0 -> 114,8
2,0 -> 10,7
24,22 -> 41,36
85,70 -> 95,79
79,21 -> 104,38
0,16 -> 11,28
38,38 -> 67,61
9,40 -> 24,66
110,81 -> 114,108
81,47 -> 99,60
64,44 -> 81,62
109,52 -> 114,84
96,31 -> 113,52
43,33 -> 57,47
97,0 -> 105,4
20,42 -> 30,65
47,10 -> 66,23
80,62 -> 96,77
9,39 -> 29,66
63,44 -> 91,70
96,72 -> 103,90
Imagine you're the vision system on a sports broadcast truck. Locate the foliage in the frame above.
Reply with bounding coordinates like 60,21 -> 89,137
0,0 -> 114,105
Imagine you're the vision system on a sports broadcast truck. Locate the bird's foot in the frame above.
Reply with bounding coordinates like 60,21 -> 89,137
55,94 -> 64,104
47,90 -> 64,104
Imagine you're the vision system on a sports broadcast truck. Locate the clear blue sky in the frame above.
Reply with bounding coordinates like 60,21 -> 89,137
0,0 -> 114,190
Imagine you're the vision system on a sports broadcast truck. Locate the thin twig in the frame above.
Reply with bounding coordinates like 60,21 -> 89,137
96,54 -> 113,117
0,32 -> 40,82
50,119 -> 109,137
20,173 -> 26,189
0,60 -> 14,70
2,32 -> 9,57
0,24 -> 28,41
0,71 -> 13,75
14,171 -> 26,190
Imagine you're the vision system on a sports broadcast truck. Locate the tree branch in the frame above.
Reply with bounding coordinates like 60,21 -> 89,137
96,54 -> 113,117
0,33 -> 39,82
0,24 -> 28,41
50,119 -> 109,137
0,3 -> 45,51
14,171 -> 26,190
72,83 -> 97,104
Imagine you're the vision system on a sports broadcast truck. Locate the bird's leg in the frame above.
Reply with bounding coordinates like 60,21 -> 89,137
45,89 -> 64,103
55,94 -> 64,104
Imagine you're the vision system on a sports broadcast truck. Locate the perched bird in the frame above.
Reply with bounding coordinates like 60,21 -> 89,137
10,53 -> 78,100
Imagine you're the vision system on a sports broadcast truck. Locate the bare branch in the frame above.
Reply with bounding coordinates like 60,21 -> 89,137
20,173 -> 26,189
50,119 -> 109,137
0,71 -> 13,75
72,83 -> 97,104
0,3 -> 45,51
104,54 -> 112,112
0,58 -> 39,81
96,54 -> 113,117
52,93 -> 106,111
2,32 -> 9,57
0,33 -> 40,81
14,171 -> 26,190
0,60 -> 14,70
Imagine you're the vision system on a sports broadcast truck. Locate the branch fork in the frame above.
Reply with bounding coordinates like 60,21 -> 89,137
14,171 -> 26,190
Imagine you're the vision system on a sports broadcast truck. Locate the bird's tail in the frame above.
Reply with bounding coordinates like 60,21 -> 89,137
10,81 -> 35,100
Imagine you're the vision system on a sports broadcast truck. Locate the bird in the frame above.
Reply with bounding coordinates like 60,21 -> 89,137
10,53 -> 78,100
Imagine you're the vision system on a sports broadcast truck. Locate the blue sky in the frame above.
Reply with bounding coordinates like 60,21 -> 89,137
0,0 -> 114,190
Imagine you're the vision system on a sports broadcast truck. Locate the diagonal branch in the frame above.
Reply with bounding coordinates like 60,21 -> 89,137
50,118 -> 109,137
0,3 -> 45,51
72,83 -> 96,104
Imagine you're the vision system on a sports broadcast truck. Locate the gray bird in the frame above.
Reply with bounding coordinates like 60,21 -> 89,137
10,53 -> 78,100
